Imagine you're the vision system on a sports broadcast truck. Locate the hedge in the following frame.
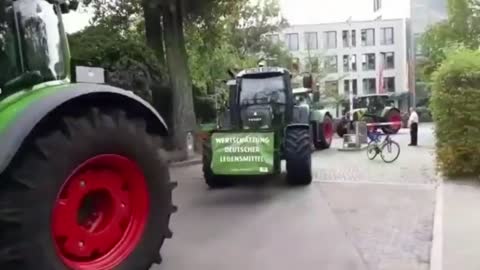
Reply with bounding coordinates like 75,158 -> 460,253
430,49 -> 480,178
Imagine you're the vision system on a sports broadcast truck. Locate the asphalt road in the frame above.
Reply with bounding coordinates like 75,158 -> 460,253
153,124 -> 437,270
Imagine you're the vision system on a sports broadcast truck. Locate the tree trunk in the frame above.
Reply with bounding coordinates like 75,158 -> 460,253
143,3 -> 165,65
162,0 -> 197,156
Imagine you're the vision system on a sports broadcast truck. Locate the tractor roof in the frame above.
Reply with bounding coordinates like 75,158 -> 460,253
357,93 -> 393,98
236,67 -> 289,78
292,87 -> 312,95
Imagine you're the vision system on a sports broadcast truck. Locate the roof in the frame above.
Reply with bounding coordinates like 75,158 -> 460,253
236,66 -> 289,78
356,93 -> 393,98
292,88 -> 312,95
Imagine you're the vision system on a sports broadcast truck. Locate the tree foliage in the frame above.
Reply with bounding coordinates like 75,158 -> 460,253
420,0 -> 480,81
430,49 -> 480,178
69,0 -> 291,147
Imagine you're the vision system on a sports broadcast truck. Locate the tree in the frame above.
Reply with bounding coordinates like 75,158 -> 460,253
420,0 -> 480,81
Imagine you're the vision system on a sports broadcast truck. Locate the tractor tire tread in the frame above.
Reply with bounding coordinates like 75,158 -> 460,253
284,128 -> 312,185
0,107 -> 175,270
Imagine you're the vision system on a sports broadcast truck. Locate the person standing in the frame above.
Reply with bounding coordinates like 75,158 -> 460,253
408,107 -> 419,146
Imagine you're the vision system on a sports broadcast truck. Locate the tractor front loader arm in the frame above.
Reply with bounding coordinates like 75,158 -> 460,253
0,82 -> 169,175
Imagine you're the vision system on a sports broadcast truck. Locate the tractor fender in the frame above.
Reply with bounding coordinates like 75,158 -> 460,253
310,109 -> 332,123
0,82 -> 169,175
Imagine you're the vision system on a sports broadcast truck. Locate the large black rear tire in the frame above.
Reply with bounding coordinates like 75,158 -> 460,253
202,137 -> 232,188
284,128 -> 312,185
316,115 -> 334,150
336,118 -> 348,138
381,109 -> 402,134
0,108 -> 176,270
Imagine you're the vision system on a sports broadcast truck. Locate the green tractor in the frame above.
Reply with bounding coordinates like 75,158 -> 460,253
336,93 -> 402,137
202,67 -> 331,188
0,1 -> 175,269
292,87 -> 334,150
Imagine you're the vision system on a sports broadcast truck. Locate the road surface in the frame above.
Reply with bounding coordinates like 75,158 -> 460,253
154,124 -> 437,270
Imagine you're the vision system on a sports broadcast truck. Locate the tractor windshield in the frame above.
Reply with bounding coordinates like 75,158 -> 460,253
0,0 -> 69,92
240,75 -> 286,106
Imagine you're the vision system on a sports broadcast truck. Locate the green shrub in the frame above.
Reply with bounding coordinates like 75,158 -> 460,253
430,49 -> 480,178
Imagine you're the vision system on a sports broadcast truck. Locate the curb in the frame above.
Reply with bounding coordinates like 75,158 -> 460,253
430,177 -> 444,270
169,158 -> 202,168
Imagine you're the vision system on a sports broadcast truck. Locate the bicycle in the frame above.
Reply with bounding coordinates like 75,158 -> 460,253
366,129 -> 401,163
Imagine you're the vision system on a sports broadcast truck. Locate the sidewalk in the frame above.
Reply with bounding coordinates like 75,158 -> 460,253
442,179 -> 480,270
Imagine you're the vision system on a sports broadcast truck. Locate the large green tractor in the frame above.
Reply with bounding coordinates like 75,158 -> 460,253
202,67 -> 325,188
0,1 -> 176,269
336,93 -> 402,137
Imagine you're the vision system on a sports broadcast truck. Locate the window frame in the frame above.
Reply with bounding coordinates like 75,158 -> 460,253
285,33 -> 299,51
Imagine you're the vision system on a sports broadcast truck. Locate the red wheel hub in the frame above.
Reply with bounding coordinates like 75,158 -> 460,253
52,155 -> 149,270
389,114 -> 402,131
323,120 -> 334,144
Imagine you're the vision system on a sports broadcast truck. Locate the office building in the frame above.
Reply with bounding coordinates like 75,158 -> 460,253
267,19 -> 410,116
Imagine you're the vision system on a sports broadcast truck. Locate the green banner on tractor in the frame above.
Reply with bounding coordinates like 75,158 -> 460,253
211,132 -> 274,175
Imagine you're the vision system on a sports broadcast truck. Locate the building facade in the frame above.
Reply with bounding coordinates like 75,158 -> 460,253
371,0 -> 448,106
269,19 -> 410,116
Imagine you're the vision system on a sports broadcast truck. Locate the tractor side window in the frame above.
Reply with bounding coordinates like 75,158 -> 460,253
14,0 -> 68,82
0,2 -> 22,90
240,76 -> 286,105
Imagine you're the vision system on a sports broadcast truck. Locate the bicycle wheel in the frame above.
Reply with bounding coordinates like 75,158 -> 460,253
380,140 -> 401,163
366,141 -> 379,160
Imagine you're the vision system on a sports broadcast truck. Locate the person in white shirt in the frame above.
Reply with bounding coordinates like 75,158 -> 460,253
408,107 -> 419,146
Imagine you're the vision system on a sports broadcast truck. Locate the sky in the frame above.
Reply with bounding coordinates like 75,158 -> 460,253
63,0 -> 410,33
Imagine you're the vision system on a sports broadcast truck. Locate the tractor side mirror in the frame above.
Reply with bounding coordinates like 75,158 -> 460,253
69,0 -> 79,11
303,75 -> 313,89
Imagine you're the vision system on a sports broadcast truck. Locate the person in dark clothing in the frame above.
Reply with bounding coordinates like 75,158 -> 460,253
408,107 -> 419,146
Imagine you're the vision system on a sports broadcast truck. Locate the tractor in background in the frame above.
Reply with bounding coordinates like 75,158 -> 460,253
0,1 -> 175,269
292,86 -> 334,150
336,93 -> 402,137
203,67 -> 330,188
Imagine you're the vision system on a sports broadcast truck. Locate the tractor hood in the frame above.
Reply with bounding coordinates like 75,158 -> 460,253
241,105 -> 273,129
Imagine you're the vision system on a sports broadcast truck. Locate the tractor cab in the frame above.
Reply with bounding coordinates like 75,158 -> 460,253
0,0 -> 78,96
292,87 -> 314,106
232,67 -> 293,130
354,94 -> 394,115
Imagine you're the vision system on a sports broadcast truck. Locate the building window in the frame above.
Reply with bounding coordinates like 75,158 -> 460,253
342,30 -> 356,48
414,34 -> 423,56
381,27 -> 394,45
384,77 -> 395,92
361,28 -> 375,46
325,80 -> 339,94
363,78 -> 376,94
344,79 -> 358,95
381,52 -> 395,69
325,55 -> 338,73
285,33 -> 299,51
343,55 -> 357,72
362,53 -> 376,71
305,32 -> 318,50
342,30 -> 349,48
324,31 -> 337,49
374,0 -> 382,12
351,30 -> 357,47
